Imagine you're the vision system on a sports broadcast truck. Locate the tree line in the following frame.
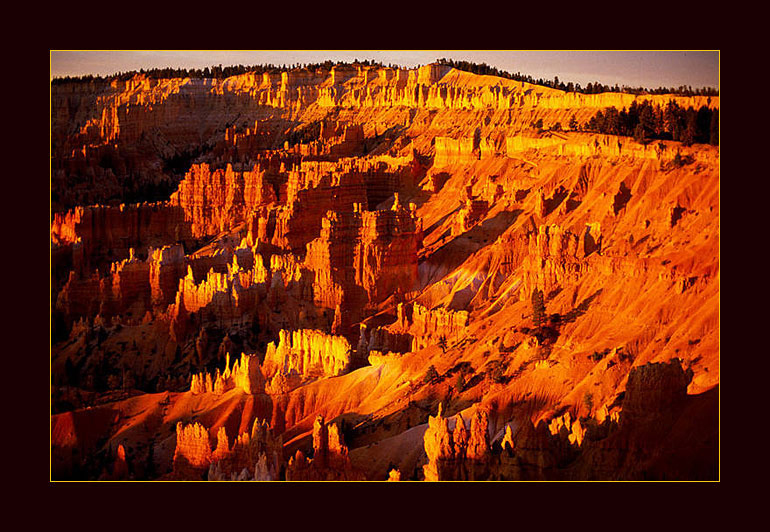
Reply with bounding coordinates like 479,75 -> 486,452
434,58 -> 718,97
52,57 -> 720,100
580,99 -> 718,146
51,59 -> 388,85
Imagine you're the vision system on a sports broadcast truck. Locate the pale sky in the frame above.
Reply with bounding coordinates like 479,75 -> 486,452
50,50 -> 719,90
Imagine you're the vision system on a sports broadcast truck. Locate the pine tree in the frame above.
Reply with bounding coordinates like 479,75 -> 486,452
682,109 -> 698,146
438,336 -> 448,352
634,123 -> 646,143
424,365 -> 439,385
64,357 -> 78,386
454,372 -> 465,393
531,289 -> 546,328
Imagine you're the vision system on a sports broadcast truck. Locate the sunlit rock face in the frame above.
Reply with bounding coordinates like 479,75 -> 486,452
285,415 -> 364,481
172,418 -> 282,481
51,62 -> 719,481
262,329 -> 352,383
172,422 -> 212,479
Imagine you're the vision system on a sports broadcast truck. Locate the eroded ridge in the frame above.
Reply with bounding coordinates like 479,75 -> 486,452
51,62 -> 719,481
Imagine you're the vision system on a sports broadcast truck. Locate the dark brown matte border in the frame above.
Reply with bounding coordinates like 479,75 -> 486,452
36,3 -> 734,524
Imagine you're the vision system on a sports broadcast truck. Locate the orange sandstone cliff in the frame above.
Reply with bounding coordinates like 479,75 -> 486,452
51,62 -> 719,481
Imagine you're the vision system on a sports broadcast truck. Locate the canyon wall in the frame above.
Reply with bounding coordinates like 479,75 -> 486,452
304,199 -> 422,320
51,203 -> 193,273
170,163 -> 280,238
52,62 -> 719,481
391,301 -> 470,351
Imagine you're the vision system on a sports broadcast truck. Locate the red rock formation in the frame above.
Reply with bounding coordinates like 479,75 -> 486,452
304,210 -> 362,312
214,120 -> 281,160
304,201 -> 421,320
111,444 -> 129,480
51,63 -> 719,482
234,354 -> 266,395
172,260 -> 262,328
170,163 -> 278,238
556,359 -> 715,480
173,422 -> 212,479
55,250 -> 153,326
519,224 -> 583,300
466,410 -> 490,460
434,136 -> 479,168
548,411 -> 587,446
149,244 -> 186,308
272,165 -> 368,252
263,329 -> 352,384
51,203 -> 193,273
285,415 -> 363,481
422,404 -> 455,481
452,186 -> 490,236
284,122 -> 365,158
356,200 -> 422,304
393,302 -> 469,351
207,419 -> 282,481
190,353 -> 266,395
55,242 -> 190,330
173,417 -> 282,481
357,322 -> 413,359
621,358 -> 693,425
316,64 -> 716,113
501,425 -> 515,452
423,405 -> 494,481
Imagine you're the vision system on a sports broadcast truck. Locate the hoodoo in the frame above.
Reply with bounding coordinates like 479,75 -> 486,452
51,53 -> 719,481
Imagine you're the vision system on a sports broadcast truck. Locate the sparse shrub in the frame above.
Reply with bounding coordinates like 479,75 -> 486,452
486,360 -> 507,384
588,348 -> 610,362
454,373 -> 466,393
634,123 -> 646,143
617,349 -> 633,362
423,365 -> 439,385
531,289 -> 546,328
107,374 -> 121,390
437,336 -> 448,353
